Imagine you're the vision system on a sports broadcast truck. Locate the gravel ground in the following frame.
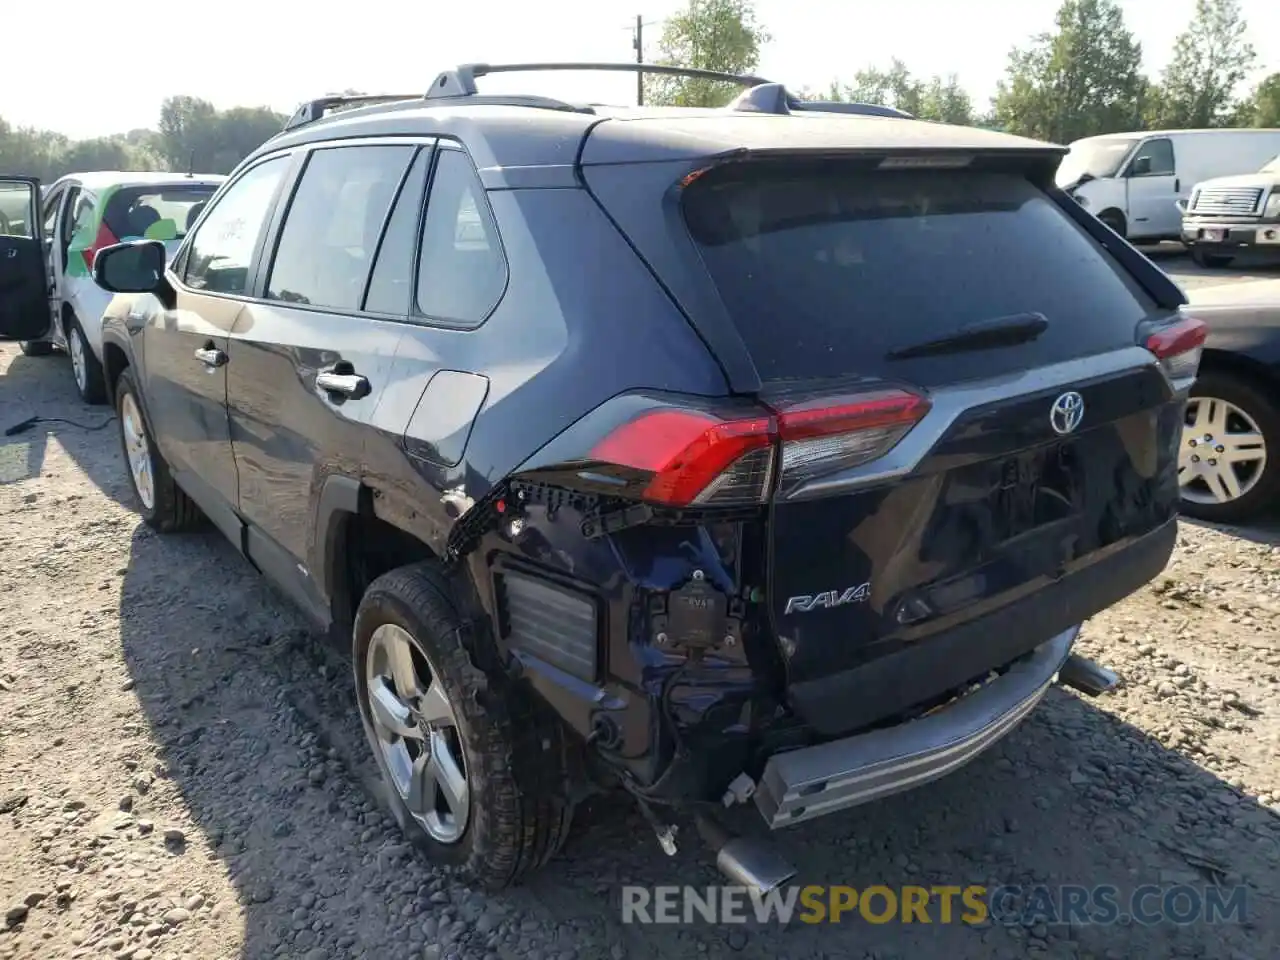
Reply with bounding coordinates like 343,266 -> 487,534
2,313 -> 1279,960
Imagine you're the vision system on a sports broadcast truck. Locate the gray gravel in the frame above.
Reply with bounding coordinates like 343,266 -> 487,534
2,260 -> 1279,960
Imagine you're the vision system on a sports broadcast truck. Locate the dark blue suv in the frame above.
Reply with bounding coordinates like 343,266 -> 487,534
3,63 -> 1205,891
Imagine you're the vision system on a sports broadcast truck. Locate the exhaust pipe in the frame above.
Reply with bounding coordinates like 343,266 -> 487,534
695,813 -> 797,894
1058,654 -> 1119,697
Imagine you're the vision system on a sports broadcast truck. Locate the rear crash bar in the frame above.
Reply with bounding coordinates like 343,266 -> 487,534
755,626 -> 1080,829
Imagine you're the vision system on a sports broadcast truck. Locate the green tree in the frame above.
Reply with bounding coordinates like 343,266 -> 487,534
644,0 -> 771,107
158,96 -> 285,174
1149,0 -> 1256,128
1241,72 -> 1280,127
819,61 -> 973,124
993,0 -> 1146,142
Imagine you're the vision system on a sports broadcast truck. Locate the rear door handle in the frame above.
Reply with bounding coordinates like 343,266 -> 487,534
194,346 -> 227,367
317,371 -> 371,400
1174,178 -> 1180,193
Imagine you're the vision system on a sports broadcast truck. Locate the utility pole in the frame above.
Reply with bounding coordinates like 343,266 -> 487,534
633,14 -> 644,105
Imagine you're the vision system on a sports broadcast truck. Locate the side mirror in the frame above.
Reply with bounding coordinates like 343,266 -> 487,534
93,240 -> 166,294
1130,156 -> 1152,177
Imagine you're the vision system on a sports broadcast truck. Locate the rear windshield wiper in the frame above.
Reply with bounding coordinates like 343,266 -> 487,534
885,312 -> 1049,361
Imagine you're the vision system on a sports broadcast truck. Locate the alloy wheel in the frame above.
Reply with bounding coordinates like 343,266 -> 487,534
69,327 -> 87,393
365,623 -> 470,844
1179,396 -> 1267,505
120,393 -> 156,510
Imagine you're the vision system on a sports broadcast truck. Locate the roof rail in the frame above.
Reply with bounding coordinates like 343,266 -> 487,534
726,84 -> 915,119
282,94 -> 424,132
426,61 -> 772,100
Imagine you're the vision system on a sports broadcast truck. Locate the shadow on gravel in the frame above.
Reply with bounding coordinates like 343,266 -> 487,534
0,350 -> 131,505
114,521 -> 1280,960
1182,514 -> 1280,549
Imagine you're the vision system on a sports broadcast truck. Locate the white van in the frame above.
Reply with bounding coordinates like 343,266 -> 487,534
1055,128 -> 1280,242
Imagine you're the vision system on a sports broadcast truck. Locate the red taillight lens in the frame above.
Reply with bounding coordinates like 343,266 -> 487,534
83,222 -> 120,273
1146,316 -> 1207,385
589,409 -> 773,507
585,389 -> 930,507
774,389 -> 931,482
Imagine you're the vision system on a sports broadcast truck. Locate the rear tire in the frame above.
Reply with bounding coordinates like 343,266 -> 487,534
1179,370 -> 1280,524
353,562 -> 574,890
115,368 -> 202,532
18,340 -> 54,357
1192,248 -> 1234,269
67,314 -> 107,405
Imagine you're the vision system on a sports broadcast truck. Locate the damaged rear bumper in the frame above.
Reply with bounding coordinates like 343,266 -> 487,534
755,625 -> 1078,829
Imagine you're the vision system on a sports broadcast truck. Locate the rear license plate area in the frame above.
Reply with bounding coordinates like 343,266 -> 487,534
990,443 -> 1080,545
922,443 -> 1083,568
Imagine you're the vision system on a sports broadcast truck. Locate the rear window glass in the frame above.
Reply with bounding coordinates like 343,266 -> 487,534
103,184 -> 220,243
682,165 -> 1157,385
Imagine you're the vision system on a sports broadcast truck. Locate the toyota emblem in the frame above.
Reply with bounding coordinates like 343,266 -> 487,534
1049,391 -> 1085,435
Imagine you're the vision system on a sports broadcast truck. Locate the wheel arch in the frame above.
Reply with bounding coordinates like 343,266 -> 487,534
101,338 -> 132,406
1197,348 -> 1280,404
316,476 -> 453,638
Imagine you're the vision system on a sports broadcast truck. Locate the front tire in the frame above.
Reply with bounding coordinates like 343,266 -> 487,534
115,368 -> 202,532
67,314 -> 107,404
1098,210 -> 1126,238
18,340 -> 54,357
1179,370 -> 1280,524
353,563 -> 573,890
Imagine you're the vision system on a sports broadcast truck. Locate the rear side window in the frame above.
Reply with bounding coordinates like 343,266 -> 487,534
364,148 -> 430,316
102,184 -> 219,244
415,149 -> 507,326
267,144 -> 415,311
682,164 -> 1157,386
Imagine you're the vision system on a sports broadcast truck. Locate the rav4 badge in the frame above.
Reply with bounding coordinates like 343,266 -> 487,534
785,583 -> 871,615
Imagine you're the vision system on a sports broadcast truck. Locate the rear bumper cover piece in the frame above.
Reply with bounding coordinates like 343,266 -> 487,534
755,625 -> 1077,829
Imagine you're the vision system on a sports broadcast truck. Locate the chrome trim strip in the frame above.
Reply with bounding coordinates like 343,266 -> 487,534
783,346 -> 1158,500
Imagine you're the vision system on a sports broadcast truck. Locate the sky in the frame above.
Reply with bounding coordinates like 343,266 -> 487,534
4,0 -> 1278,139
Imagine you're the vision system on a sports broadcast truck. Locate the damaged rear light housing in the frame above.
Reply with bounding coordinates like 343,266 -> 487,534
1146,315 -> 1207,389
585,388 -> 931,508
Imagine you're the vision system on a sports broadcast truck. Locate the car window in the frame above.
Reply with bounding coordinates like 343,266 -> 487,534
0,181 -> 35,238
1131,138 -> 1174,177
364,148 -> 430,316
415,149 -> 507,326
682,163 -> 1157,387
41,189 -> 62,235
185,157 -> 289,296
103,184 -> 220,244
68,194 -> 97,245
266,144 -> 415,311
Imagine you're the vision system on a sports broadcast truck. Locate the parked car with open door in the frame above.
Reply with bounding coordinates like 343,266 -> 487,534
21,171 -> 224,403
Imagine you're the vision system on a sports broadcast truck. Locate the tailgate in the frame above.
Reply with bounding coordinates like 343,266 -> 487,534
592,152 -> 1191,735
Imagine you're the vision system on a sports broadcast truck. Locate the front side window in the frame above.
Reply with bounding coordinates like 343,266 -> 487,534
1130,139 -> 1175,177
415,149 -> 507,326
184,157 -> 288,295
266,144 -> 415,311
41,188 -> 63,235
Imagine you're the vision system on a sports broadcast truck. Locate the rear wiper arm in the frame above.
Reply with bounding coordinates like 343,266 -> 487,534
885,312 -> 1049,361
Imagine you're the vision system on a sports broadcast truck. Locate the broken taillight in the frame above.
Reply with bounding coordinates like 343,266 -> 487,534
773,389 -> 930,483
1146,315 -> 1207,388
586,388 -> 930,507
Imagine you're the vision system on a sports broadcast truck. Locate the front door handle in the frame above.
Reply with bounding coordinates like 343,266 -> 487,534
194,346 -> 227,367
317,371 -> 371,400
